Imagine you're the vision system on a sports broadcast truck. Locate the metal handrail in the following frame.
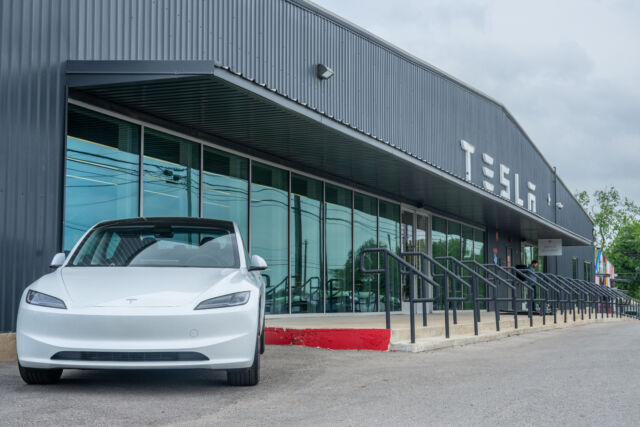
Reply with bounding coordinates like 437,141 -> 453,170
503,265 -> 554,326
460,259 -> 527,329
360,248 -> 442,341
485,264 -> 539,327
359,247 -> 640,345
436,257 -> 500,334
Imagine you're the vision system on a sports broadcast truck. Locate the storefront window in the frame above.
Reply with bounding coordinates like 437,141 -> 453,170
474,230 -> 487,308
461,225 -> 474,308
64,106 -> 140,251
325,185 -> 353,312
379,200 -> 402,311
202,146 -> 248,244
432,217 -> 447,309
251,162 -> 289,314
143,129 -> 199,217
354,193 -> 378,312
290,174 -> 323,313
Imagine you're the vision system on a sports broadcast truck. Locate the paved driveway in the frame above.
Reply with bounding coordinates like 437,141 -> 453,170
1,321 -> 639,426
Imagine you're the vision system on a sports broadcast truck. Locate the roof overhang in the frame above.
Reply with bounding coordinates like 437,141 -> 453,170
66,60 -> 592,247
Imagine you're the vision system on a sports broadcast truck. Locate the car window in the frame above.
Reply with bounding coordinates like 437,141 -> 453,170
70,224 -> 239,268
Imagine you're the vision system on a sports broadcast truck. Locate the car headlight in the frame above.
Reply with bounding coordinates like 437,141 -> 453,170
26,290 -> 67,309
195,291 -> 251,310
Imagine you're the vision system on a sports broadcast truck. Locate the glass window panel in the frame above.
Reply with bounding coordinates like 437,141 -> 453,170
415,215 -> 429,299
474,230 -> 487,308
290,174 -> 323,313
462,226 -> 474,260
431,217 -> 448,310
447,222 -> 461,259
143,129 -> 199,217
64,106 -> 140,251
473,230 -> 485,263
354,193 -> 378,312
461,225 -> 475,308
325,184 -> 353,313
378,200 -> 402,311
251,162 -> 289,314
202,146 -> 249,244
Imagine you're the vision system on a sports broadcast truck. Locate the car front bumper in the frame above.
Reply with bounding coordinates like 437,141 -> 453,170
17,302 -> 258,370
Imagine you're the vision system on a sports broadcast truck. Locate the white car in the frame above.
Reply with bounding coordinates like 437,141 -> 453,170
17,218 -> 267,386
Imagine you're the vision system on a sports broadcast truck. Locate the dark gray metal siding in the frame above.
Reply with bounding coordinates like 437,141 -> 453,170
0,0 -> 592,331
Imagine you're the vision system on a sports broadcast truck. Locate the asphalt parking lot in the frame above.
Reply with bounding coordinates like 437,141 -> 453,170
1,321 -> 639,427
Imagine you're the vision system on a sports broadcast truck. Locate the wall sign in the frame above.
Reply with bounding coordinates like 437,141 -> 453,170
538,239 -> 562,256
461,139 -> 537,213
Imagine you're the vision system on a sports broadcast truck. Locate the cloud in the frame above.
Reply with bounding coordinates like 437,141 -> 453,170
314,0 -> 640,204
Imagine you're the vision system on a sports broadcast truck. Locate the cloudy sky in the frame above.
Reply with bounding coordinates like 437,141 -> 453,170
314,0 -> 640,205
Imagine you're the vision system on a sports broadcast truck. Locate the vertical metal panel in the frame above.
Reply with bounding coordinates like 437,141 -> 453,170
0,0 -> 592,331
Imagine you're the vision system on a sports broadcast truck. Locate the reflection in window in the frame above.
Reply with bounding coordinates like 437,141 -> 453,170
290,174 -> 323,313
143,129 -> 199,217
474,230 -> 487,308
461,225 -> 475,308
325,184 -> 353,313
354,193 -> 378,312
432,217 -> 447,310
64,106 -> 140,251
202,146 -> 249,244
251,162 -> 289,314
379,200 -> 402,311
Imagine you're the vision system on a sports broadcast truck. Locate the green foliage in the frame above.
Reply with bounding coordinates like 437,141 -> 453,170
607,221 -> 640,298
575,186 -> 640,251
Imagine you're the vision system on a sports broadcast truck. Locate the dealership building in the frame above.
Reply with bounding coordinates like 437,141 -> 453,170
0,0 -> 595,335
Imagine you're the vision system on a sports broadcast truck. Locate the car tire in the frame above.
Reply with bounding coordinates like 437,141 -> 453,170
260,321 -> 266,355
227,334 -> 260,386
18,363 -> 63,385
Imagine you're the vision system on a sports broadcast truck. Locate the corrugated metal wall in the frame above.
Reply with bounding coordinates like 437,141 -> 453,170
0,0 -> 592,332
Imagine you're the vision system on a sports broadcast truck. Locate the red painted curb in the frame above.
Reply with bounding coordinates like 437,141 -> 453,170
265,327 -> 390,351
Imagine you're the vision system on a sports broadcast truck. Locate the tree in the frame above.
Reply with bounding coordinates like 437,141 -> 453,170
607,221 -> 640,299
575,186 -> 640,252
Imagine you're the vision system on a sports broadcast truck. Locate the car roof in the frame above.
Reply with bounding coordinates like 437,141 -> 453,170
93,217 -> 237,230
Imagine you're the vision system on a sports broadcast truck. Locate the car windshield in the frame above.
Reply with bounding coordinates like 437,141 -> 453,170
69,224 -> 239,268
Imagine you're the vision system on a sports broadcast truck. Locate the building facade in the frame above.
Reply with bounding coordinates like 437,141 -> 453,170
0,0 -> 594,332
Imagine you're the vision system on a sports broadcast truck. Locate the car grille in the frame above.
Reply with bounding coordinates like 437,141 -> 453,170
51,351 -> 209,362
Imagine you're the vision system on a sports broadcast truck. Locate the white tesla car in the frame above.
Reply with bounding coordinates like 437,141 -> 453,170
17,218 -> 267,386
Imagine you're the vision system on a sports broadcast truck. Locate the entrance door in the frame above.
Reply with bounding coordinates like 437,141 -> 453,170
401,210 -> 430,313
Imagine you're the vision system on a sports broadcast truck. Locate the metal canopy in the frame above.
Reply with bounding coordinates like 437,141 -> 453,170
66,60 -> 591,246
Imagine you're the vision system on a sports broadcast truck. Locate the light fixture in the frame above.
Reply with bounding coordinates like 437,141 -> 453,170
316,64 -> 334,80
555,202 -> 564,209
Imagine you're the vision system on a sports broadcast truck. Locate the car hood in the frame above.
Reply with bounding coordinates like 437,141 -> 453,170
60,267 -> 241,308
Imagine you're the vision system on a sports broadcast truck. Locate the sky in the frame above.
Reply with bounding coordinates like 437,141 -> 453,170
313,0 -> 640,205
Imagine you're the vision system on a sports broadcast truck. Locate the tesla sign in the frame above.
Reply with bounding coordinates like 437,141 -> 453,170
461,139 -> 537,213
538,239 -> 563,256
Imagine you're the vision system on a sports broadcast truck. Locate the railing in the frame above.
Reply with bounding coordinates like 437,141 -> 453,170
359,247 -> 640,344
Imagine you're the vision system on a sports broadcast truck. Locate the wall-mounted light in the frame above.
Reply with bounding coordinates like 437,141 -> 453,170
555,202 -> 564,209
316,64 -> 334,80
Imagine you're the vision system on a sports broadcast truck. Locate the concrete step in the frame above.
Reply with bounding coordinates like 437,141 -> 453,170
390,317 -> 630,352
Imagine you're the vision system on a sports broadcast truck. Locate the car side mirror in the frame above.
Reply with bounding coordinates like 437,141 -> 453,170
50,252 -> 66,269
248,255 -> 268,271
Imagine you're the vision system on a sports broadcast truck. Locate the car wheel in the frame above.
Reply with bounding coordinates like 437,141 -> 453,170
18,363 -> 63,385
227,334 -> 260,386
260,321 -> 266,355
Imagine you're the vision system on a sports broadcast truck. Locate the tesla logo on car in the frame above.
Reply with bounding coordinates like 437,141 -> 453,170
126,298 -> 137,304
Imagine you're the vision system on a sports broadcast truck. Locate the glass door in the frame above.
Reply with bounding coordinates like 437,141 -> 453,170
401,210 -> 430,313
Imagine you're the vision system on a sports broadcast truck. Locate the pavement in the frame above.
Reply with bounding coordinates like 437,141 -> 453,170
1,321 -> 638,426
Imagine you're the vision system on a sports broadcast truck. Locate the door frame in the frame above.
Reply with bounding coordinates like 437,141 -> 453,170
400,205 -> 432,314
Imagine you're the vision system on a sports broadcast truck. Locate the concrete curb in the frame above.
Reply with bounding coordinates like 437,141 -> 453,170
390,318 -> 631,353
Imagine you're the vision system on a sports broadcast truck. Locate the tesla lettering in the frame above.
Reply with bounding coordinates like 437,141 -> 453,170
460,139 -> 537,213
